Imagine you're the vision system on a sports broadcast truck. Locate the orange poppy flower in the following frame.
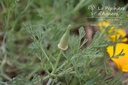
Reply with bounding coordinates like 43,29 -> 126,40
98,21 -> 126,42
107,43 -> 128,72
110,29 -> 126,42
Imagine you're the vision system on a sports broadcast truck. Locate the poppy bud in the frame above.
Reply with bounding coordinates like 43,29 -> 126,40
58,25 -> 71,50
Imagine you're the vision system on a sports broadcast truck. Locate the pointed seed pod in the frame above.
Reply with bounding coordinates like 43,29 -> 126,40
58,25 -> 71,50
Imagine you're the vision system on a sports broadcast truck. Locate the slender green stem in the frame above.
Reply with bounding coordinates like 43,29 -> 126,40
55,50 -> 62,69
45,50 -> 62,84
0,56 -> 6,69
73,0 -> 85,12
46,78 -> 53,85
43,75 -> 50,81
52,50 -> 62,73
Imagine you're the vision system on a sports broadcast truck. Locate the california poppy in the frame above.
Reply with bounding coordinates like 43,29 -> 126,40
107,43 -> 128,72
98,21 -> 126,42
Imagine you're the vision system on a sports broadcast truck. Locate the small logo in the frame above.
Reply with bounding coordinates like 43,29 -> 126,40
88,4 -> 97,17
88,4 -> 96,10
